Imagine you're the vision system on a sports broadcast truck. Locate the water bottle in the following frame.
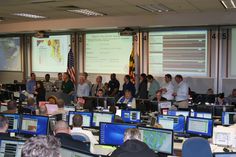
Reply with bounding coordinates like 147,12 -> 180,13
104,98 -> 107,109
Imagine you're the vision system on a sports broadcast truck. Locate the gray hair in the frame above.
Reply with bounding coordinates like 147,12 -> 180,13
124,128 -> 141,142
22,135 -> 61,157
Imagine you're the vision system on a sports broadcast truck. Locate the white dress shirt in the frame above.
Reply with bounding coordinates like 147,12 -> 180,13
162,82 -> 174,100
71,127 -> 98,153
175,81 -> 189,101
77,83 -> 90,97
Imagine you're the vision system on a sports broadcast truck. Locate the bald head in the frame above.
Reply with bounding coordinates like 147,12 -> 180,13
54,121 -> 70,134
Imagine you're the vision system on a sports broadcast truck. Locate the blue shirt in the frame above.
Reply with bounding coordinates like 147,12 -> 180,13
26,80 -> 36,94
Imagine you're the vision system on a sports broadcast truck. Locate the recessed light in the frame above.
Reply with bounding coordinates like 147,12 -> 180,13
67,9 -> 104,16
13,13 -> 46,19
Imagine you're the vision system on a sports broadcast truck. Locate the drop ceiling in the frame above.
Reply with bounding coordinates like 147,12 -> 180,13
0,0 -> 231,24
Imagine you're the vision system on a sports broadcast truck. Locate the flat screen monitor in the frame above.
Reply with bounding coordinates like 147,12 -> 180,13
99,122 -> 137,146
190,112 -> 212,119
121,110 -> 141,123
221,112 -> 236,125
213,152 -> 236,157
0,139 -> 25,157
158,115 -> 185,133
168,110 -> 189,119
186,117 -> 213,138
68,111 -> 92,127
138,126 -> 174,155
92,112 -> 114,127
2,114 -> 20,133
19,115 -> 49,135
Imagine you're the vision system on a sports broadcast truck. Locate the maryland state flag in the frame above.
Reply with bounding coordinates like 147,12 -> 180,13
129,48 -> 135,83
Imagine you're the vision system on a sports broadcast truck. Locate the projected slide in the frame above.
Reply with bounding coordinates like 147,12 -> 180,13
0,37 -> 21,71
32,35 -> 70,72
149,31 -> 208,76
85,33 -> 133,74
231,28 -> 236,76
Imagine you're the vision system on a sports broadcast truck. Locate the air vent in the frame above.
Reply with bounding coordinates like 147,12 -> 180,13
136,3 -> 173,13
31,0 -> 58,4
58,5 -> 80,9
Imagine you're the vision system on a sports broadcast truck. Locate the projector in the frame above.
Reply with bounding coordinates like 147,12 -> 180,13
120,27 -> 136,36
34,31 -> 50,38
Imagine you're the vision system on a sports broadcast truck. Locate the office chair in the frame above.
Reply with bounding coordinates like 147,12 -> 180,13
71,133 -> 90,142
182,137 -> 213,157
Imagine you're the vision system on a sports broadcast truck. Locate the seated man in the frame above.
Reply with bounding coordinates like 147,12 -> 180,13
2,100 -> 17,114
52,99 -> 68,117
111,128 -> 157,157
109,105 -> 123,123
152,90 -> 167,102
71,114 -> 98,153
22,97 -> 37,115
54,120 -> 90,153
22,135 -> 61,157
117,90 -> 136,109
0,115 -> 13,140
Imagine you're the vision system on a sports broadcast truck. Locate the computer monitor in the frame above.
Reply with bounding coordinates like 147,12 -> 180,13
68,111 -> 92,127
2,114 -> 20,133
99,122 -> 137,146
0,139 -> 25,157
19,115 -> 49,135
222,112 -> 236,125
168,110 -> 190,119
92,112 -> 114,127
186,117 -> 213,138
121,110 -> 141,123
158,115 -> 185,133
213,152 -> 236,157
138,126 -> 174,155
60,146 -> 101,157
45,104 -> 58,115
190,112 -> 212,119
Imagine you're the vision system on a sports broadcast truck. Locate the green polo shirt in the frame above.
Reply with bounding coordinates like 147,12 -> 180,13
61,79 -> 74,94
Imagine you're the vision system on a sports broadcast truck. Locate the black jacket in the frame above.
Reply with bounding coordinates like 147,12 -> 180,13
55,133 -> 90,153
111,139 -> 158,157
136,79 -> 148,99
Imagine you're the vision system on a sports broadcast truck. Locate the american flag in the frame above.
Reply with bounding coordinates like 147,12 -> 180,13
67,49 -> 76,84
129,47 -> 135,83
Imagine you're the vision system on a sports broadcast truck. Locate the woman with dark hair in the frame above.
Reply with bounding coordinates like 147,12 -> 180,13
34,81 -> 46,104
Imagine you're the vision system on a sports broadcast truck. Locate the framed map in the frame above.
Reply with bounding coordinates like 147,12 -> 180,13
32,35 -> 71,72
0,37 -> 21,71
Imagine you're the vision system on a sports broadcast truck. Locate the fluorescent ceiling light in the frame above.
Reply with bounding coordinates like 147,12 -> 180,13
67,9 -> 104,16
13,13 -> 46,19
136,3 -> 172,13
220,0 -> 236,9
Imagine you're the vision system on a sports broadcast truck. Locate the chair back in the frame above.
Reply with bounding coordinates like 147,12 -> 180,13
182,137 -> 213,157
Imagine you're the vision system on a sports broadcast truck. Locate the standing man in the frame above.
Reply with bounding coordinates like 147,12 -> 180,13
136,73 -> 148,99
173,74 -> 189,108
26,73 -> 36,94
122,75 -> 136,97
54,73 -> 63,91
43,74 -> 53,92
82,72 -> 92,89
108,73 -> 120,97
77,75 -> 90,97
61,72 -> 74,96
161,74 -> 174,100
91,75 -> 103,96
147,75 -> 160,100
